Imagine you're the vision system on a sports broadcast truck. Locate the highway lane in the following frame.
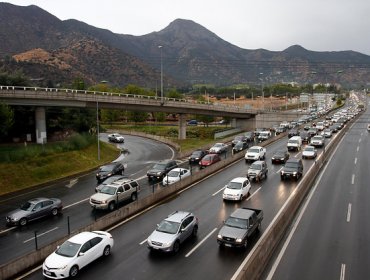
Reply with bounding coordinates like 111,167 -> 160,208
0,134 -> 176,264
21,125 -> 338,279
265,110 -> 369,280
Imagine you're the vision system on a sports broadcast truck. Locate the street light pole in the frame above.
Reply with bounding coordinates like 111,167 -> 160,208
158,45 -> 164,105
259,72 -> 264,110
96,100 -> 100,160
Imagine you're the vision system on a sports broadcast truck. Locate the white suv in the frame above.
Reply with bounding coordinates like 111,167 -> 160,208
223,177 -> 251,201
147,211 -> 198,253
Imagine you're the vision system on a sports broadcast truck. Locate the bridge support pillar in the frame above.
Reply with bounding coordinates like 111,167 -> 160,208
35,107 -> 47,144
231,117 -> 255,131
178,114 -> 186,140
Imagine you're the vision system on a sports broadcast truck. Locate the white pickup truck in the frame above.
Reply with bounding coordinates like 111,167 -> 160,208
245,146 -> 266,163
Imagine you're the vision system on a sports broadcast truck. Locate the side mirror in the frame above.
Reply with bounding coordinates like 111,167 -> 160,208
79,252 -> 85,257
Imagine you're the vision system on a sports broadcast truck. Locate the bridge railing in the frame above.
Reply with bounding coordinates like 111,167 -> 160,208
0,85 -> 259,114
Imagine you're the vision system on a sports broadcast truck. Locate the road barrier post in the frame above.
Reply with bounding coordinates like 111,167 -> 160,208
34,231 -> 38,250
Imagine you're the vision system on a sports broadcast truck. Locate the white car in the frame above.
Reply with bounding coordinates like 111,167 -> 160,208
222,177 -> 251,201
108,133 -> 124,143
322,129 -> 332,138
162,168 -> 191,185
43,231 -> 114,279
302,145 -> 317,159
310,135 -> 325,147
209,143 -> 228,154
245,146 -> 266,163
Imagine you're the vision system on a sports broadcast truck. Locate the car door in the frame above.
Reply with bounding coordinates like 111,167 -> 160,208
242,180 -> 250,196
117,186 -> 126,203
28,202 -> 46,221
78,240 -> 94,269
179,217 -> 193,242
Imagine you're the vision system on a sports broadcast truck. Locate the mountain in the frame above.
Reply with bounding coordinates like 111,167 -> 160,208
1,3 -> 370,87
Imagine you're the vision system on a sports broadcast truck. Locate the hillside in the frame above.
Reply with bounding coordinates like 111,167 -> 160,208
1,3 -> 370,87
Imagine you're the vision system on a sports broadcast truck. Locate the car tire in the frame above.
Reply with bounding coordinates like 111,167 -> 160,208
108,202 -> 116,212
280,176 -> 284,180
69,265 -> 79,278
173,240 -> 180,254
192,225 -> 198,237
51,208 -> 59,216
103,245 -> 111,257
131,192 -> 137,202
121,169 -> 124,175
19,218 -> 27,226
243,239 -> 248,249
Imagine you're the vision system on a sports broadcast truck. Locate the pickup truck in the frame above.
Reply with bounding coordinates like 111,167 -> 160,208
245,146 -> 266,163
90,179 -> 140,211
217,207 -> 263,249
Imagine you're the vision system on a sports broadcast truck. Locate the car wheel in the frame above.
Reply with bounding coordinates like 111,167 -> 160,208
69,265 -> 79,278
51,208 -> 58,216
131,192 -> 137,202
19,218 -> 27,226
103,245 -> 111,257
121,169 -> 124,175
173,240 -> 180,254
243,239 -> 248,249
108,202 -> 116,212
192,225 -> 198,237
280,176 -> 284,180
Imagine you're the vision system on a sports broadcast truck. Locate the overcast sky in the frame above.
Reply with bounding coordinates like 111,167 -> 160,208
4,0 -> 370,55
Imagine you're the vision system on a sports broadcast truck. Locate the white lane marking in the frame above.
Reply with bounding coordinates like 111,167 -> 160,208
247,187 -> 261,201
357,146 -> 359,152
294,152 -> 301,158
340,263 -> 346,280
0,227 -> 17,235
63,198 -> 89,209
354,158 -> 357,165
185,228 -> 217,258
212,186 -> 226,196
351,174 -> 355,185
263,131 -> 343,280
359,138 -> 362,143
276,167 -> 283,174
347,204 -> 352,222
140,238 -> 147,245
65,179 -> 78,188
23,227 -> 58,243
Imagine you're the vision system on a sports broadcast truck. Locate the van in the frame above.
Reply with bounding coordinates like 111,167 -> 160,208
287,136 -> 302,151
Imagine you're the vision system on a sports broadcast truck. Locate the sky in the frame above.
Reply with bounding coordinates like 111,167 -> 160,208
4,0 -> 370,55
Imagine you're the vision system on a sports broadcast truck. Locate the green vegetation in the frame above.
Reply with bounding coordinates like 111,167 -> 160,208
0,134 -> 119,195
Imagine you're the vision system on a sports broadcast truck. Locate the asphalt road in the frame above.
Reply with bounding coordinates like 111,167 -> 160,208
265,107 -> 369,280
20,124 -> 339,279
0,134 -> 176,264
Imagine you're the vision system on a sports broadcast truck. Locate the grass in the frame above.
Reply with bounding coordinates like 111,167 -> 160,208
0,140 -> 119,196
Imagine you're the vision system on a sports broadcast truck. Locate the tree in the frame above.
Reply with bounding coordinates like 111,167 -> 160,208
196,114 -> 214,127
166,89 -> 183,99
128,111 -> 148,123
0,103 -> 14,137
101,109 -> 123,126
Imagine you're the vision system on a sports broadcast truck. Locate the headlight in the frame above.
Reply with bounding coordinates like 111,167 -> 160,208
107,173 -> 112,176
281,171 -> 285,175
293,172 -> 297,175
236,238 -> 243,243
217,234 -> 222,239
156,172 -> 162,176
195,157 -> 199,160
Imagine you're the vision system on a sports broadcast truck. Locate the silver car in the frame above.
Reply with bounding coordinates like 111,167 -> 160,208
6,197 -> 63,226
147,211 -> 198,253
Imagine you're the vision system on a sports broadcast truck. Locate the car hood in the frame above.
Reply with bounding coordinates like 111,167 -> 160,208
147,168 -> 164,174
219,225 -> 246,239
282,167 -> 299,173
90,193 -> 112,201
303,151 -> 315,156
148,230 -> 176,244
97,171 -> 111,176
163,177 -> 178,184
6,209 -> 28,220
44,252 -> 73,269
223,188 -> 242,196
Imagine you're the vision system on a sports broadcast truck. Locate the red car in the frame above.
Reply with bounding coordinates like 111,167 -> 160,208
199,153 -> 221,168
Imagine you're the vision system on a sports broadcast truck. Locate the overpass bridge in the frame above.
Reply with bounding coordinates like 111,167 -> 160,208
0,86 -> 300,143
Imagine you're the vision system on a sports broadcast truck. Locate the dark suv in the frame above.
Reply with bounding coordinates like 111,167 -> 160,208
96,162 -> 125,183
147,160 -> 178,181
280,158 -> 303,180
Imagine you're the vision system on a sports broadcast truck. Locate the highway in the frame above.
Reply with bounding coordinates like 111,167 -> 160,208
20,124 -> 339,279
265,106 -> 369,280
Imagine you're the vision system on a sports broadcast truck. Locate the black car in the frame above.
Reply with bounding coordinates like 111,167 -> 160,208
96,162 -> 125,183
280,158 -> 303,180
244,131 -> 255,142
271,150 -> 290,164
147,159 -> 178,181
232,141 -> 249,153
189,150 -> 208,164
300,131 -> 311,144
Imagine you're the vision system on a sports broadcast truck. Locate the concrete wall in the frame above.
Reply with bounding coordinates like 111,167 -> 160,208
255,111 -> 302,129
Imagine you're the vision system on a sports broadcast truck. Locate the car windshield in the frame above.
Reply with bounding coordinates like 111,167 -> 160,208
100,186 -> 117,195
156,220 -> 180,234
288,140 -> 298,144
227,182 -> 243,190
285,162 -> 299,168
234,136 -> 243,141
167,170 -> 179,177
250,163 -> 262,170
274,151 -> 285,157
99,165 -> 114,172
55,241 -> 81,258
235,142 -> 243,148
225,217 -> 248,229
248,148 -> 259,153
153,163 -> 166,170
192,151 -> 202,157
214,143 -> 223,147
313,136 -> 322,140
20,202 -> 35,211
305,147 -> 315,152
